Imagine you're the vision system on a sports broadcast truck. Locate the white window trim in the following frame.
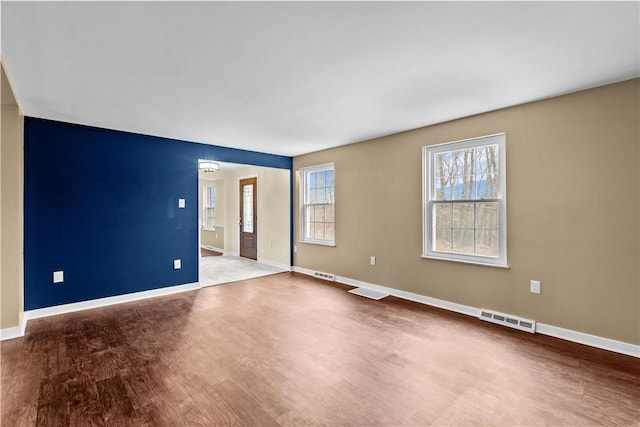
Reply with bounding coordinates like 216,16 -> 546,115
422,133 -> 508,268
202,185 -> 216,232
300,163 -> 336,246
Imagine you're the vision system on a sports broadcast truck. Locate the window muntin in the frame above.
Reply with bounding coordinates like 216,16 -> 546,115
301,163 -> 335,245
423,134 -> 506,267
203,186 -> 216,231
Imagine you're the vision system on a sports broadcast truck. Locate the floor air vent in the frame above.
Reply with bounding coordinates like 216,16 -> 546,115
348,287 -> 389,300
313,271 -> 336,282
479,309 -> 536,333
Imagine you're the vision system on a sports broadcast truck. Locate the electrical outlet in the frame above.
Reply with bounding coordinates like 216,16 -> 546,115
370,256 -> 376,266
178,198 -> 186,208
174,259 -> 182,269
530,280 -> 541,294
294,245 -> 297,253
53,270 -> 64,284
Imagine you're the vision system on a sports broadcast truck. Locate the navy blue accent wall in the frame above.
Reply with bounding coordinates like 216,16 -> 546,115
25,117 -> 292,310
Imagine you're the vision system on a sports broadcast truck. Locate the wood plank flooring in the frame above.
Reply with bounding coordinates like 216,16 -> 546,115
2,272 -> 639,426
200,248 -> 223,257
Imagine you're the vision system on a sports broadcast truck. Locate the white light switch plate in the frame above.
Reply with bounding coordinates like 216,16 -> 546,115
370,256 -> 376,266
53,270 -> 64,284
178,198 -> 186,208
174,259 -> 182,269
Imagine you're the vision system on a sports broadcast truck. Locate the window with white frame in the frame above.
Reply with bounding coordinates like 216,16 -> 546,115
301,163 -> 335,245
423,134 -> 507,267
203,186 -> 216,230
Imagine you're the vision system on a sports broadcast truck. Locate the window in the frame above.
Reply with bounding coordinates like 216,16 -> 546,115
301,163 -> 335,245
423,134 -> 507,267
203,186 -> 216,230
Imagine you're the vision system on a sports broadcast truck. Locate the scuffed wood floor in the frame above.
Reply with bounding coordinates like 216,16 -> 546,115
1,272 -> 639,426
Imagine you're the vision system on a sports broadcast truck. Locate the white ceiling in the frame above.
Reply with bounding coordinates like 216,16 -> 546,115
1,2 -> 638,157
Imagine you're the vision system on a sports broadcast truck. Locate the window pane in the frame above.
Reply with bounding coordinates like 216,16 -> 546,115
309,171 -> 317,189
314,205 -> 325,222
326,187 -> 335,203
209,187 -> 216,206
435,228 -> 452,252
305,205 -> 314,223
434,203 -> 452,229
313,222 -> 325,240
476,202 -> 499,230
317,171 -> 325,187
317,188 -> 326,203
477,173 -> 498,199
309,189 -> 317,204
326,170 -> 334,186
324,205 -> 334,222
434,152 -> 454,201
435,178 -> 447,200
242,184 -> 253,233
476,230 -> 499,257
460,175 -> 474,199
304,210 -> 312,238
325,222 -> 335,241
452,229 -> 474,254
451,175 -> 463,200
452,203 -> 474,229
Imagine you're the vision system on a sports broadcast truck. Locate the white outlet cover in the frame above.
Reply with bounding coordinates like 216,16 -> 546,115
174,259 -> 182,269
530,280 -> 541,294
53,270 -> 64,283
178,198 -> 186,208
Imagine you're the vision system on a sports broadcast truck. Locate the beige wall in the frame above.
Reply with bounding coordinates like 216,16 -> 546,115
223,166 -> 291,266
201,228 -> 224,250
1,62 -> 25,330
293,79 -> 640,345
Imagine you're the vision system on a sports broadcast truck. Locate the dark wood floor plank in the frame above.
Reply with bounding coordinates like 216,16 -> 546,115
2,272 -> 639,426
96,375 -> 134,424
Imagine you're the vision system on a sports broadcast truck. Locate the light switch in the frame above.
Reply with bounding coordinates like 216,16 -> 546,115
178,198 -> 186,208
53,270 -> 64,284
174,259 -> 182,269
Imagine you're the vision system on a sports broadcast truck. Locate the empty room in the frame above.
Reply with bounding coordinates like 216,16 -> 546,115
1,2 -> 639,426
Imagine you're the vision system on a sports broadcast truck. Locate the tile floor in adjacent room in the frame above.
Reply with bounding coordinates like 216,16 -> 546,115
199,255 -> 287,287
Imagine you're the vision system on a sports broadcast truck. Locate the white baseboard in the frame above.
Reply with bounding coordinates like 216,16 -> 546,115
0,324 -> 24,341
23,282 -> 200,325
292,266 -> 640,358
257,258 -> 291,271
201,245 -> 224,253
535,323 -> 639,358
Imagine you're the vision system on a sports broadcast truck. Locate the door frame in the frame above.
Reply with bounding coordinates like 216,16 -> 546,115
237,174 -> 258,260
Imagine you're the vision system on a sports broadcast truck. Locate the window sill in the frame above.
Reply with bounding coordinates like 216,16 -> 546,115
300,240 -> 336,247
202,227 -> 216,232
421,254 -> 509,269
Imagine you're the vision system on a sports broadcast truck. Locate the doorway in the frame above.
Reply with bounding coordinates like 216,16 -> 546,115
239,177 -> 257,260
197,162 -> 290,288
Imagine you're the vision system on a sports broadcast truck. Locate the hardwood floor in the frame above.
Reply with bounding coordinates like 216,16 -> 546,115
200,248 -> 223,257
2,272 -> 639,426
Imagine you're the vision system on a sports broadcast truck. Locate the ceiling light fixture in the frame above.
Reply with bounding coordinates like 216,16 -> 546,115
199,161 -> 219,173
